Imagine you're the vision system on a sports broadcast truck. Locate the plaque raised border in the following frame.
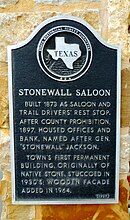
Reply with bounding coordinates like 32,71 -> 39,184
8,15 -> 121,205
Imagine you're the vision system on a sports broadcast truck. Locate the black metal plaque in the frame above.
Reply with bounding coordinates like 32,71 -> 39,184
8,16 -> 121,204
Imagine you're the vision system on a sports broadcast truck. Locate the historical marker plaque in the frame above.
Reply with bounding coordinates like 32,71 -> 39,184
8,16 -> 121,204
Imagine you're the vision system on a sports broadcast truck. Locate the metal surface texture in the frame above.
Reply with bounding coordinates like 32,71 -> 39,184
8,16 -> 121,204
